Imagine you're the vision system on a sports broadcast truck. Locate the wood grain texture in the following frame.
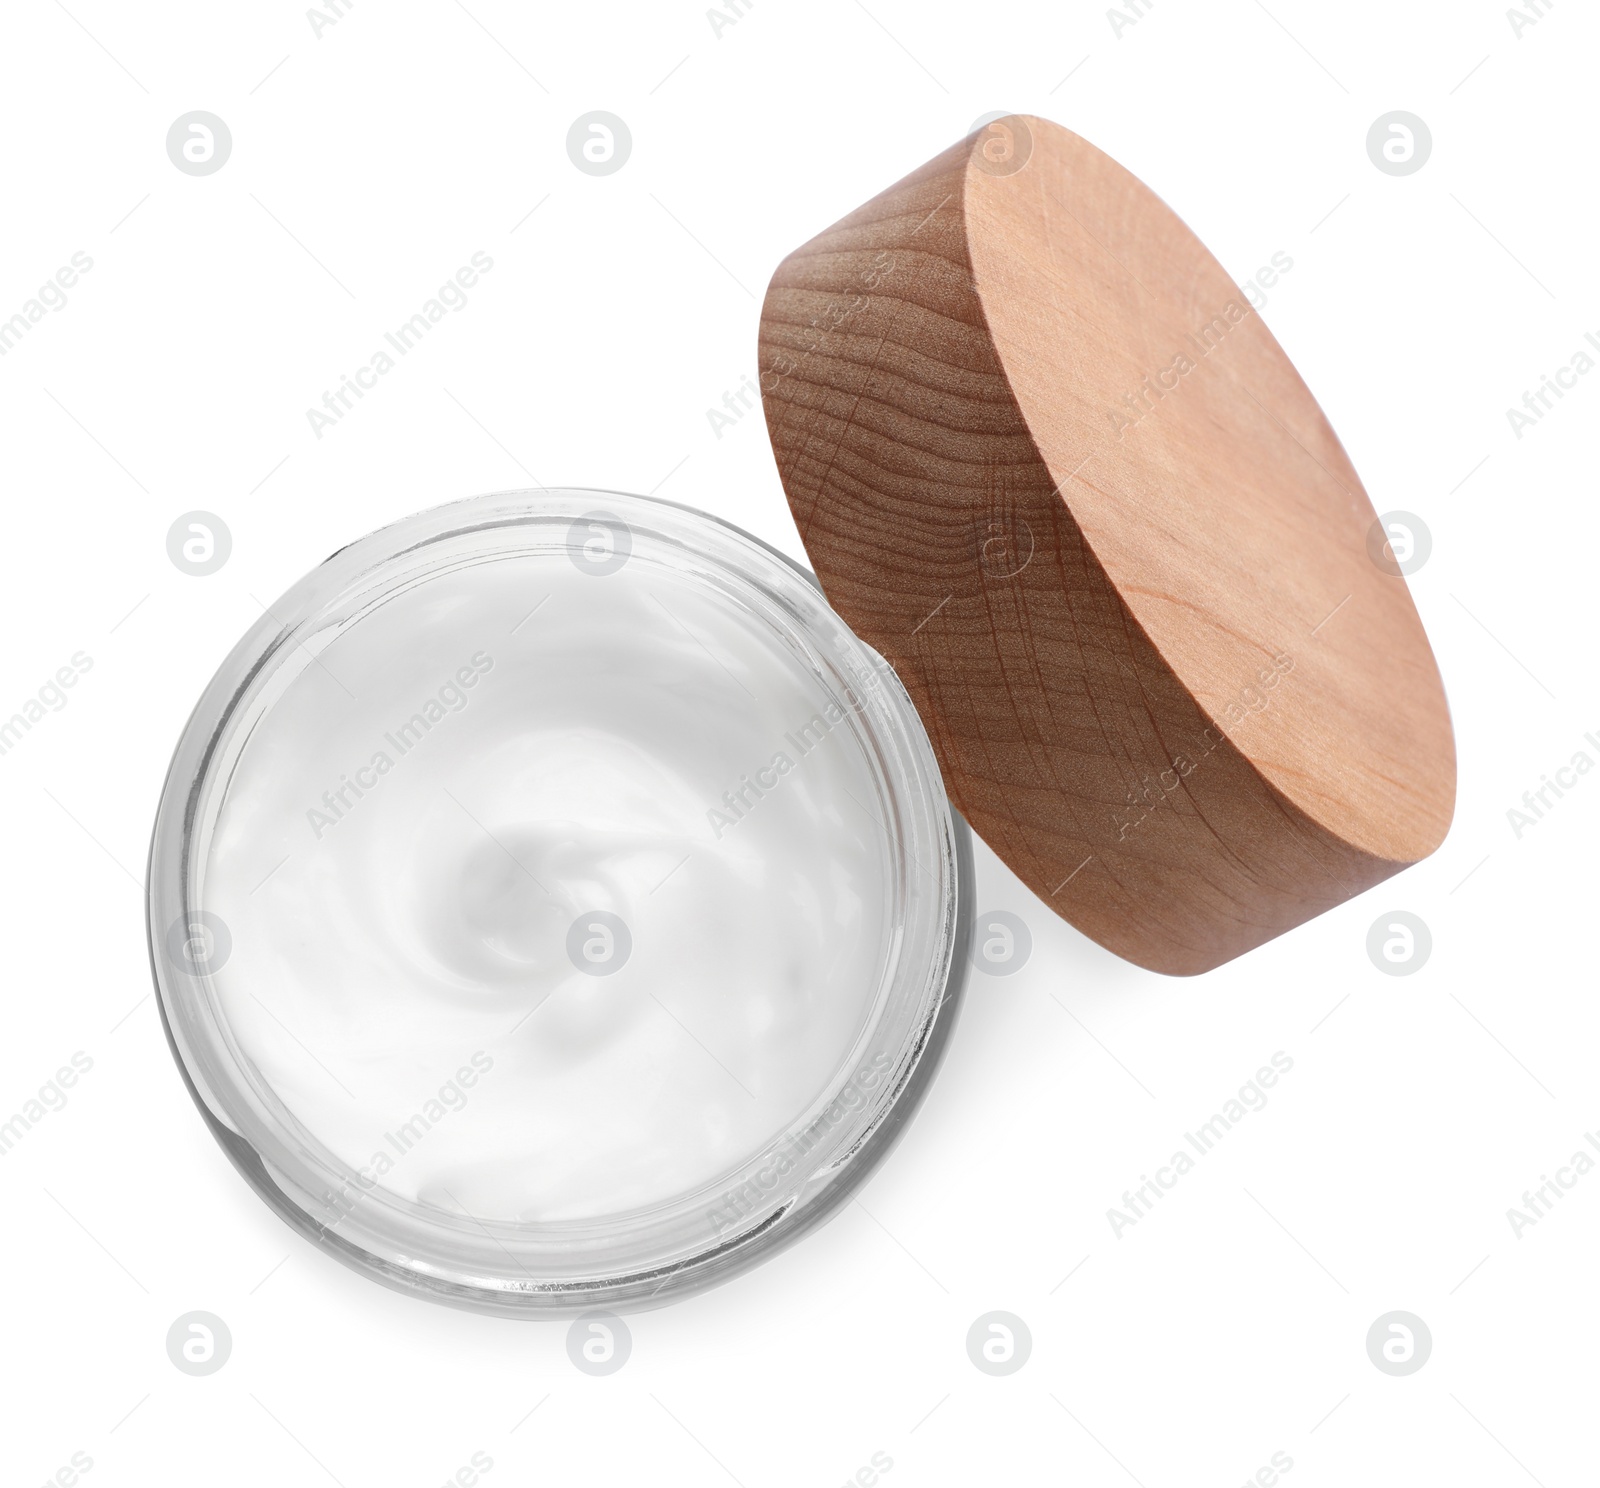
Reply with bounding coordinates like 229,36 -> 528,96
758,115 -> 1455,976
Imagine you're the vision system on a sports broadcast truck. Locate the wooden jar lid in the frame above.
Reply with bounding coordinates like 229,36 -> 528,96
758,115 -> 1455,975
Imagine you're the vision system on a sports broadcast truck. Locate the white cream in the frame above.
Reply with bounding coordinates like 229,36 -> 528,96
202,547 -> 897,1224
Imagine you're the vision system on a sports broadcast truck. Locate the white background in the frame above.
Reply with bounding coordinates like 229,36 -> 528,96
2,1 -> 1596,1484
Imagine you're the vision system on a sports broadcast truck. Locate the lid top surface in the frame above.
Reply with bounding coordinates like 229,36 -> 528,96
965,117 -> 1453,863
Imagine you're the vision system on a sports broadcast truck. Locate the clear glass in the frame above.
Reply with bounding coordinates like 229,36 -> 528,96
146,489 -> 970,1315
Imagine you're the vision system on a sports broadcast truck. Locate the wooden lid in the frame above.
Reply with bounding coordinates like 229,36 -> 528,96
758,115 -> 1455,975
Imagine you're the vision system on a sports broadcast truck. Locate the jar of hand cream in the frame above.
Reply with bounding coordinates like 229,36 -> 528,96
147,489 -> 971,1314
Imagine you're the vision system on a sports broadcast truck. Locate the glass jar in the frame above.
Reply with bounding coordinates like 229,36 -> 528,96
147,488 -> 971,1315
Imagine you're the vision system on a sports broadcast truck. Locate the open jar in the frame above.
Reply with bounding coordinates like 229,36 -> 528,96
147,488 -> 971,1314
